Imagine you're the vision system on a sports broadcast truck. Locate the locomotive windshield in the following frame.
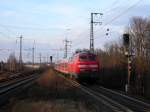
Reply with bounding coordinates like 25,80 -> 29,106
88,55 -> 96,61
79,54 -> 96,61
79,55 -> 88,61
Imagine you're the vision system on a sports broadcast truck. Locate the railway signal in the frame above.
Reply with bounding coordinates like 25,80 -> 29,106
50,56 -> 53,64
123,33 -> 132,93
123,33 -> 130,46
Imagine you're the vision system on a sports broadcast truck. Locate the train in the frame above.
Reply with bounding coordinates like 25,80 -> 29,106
55,51 -> 100,81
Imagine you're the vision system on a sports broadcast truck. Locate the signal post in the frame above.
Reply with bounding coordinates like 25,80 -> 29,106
123,33 -> 132,93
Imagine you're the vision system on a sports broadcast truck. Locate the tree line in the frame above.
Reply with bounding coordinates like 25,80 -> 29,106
96,16 -> 150,98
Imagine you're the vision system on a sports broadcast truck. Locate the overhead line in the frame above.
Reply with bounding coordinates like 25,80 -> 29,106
71,0 -> 141,50
105,0 -> 141,25
0,24 -> 17,36
0,32 -> 11,39
0,24 -> 64,31
94,0 -> 142,39
104,0 -> 122,13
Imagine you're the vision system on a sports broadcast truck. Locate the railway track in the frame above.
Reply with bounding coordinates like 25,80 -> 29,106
91,86 -> 150,112
0,69 -> 44,105
57,73 -> 150,112
0,70 -> 40,82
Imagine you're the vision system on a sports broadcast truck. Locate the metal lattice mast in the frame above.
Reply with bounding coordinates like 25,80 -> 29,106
18,35 -> 23,66
90,13 -> 103,53
64,39 -> 71,58
90,13 -> 94,52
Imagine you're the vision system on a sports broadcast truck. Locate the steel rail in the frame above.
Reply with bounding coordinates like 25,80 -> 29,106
100,86 -> 150,107
0,71 -> 42,105
0,75 -> 34,89
57,73 -> 133,112
0,74 -> 38,94
92,86 -> 150,112
0,70 -> 42,88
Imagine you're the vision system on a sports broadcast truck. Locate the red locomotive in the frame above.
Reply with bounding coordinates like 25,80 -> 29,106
55,51 -> 100,81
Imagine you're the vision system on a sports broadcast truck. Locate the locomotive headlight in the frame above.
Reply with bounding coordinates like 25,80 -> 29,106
78,64 -> 98,68
78,65 -> 87,68
89,65 -> 98,68
80,69 -> 85,71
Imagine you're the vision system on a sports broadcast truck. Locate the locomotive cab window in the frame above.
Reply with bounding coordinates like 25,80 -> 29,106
79,54 -> 96,61
79,55 -> 88,61
88,55 -> 96,61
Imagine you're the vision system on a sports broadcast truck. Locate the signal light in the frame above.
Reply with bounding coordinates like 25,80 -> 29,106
123,34 -> 130,46
128,64 -> 132,71
50,56 -> 53,63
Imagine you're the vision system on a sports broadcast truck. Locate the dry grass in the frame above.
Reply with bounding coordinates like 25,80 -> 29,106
12,100 -> 94,112
4,69 -> 97,112
37,69 -> 70,89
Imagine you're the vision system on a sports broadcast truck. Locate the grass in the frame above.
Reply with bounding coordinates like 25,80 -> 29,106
2,69 -> 98,112
11,100 -> 94,112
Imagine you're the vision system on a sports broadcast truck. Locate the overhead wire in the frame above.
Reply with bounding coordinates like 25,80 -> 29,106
71,1 -> 126,46
0,0 -> 142,58
92,0 -> 142,41
71,0 -> 131,47
0,24 -> 17,37
104,0 -> 141,25
0,31 -> 11,39
71,0 -> 142,50
104,0 -> 123,14
0,24 -> 65,31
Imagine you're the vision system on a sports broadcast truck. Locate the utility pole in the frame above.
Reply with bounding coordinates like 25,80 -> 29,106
32,40 -> 35,67
64,39 -> 71,58
39,53 -> 42,66
32,47 -> 35,66
18,35 -> 23,68
56,50 -> 59,61
90,13 -> 103,53
47,54 -> 49,64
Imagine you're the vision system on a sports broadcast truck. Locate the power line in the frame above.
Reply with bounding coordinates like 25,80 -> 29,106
104,0 -> 122,13
93,0 -> 142,40
104,0 -> 141,23
0,48 -> 13,51
0,32 -> 11,39
72,0 -> 141,49
105,0 -> 141,25
72,0 -> 141,47
0,24 -> 17,36
0,24 -> 64,31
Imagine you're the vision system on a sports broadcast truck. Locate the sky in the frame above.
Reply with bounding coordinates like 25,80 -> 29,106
0,0 -> 150,62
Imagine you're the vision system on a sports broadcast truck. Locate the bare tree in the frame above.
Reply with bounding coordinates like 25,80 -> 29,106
7,53 -> 19,72
127,16 -> 150,95
128,17 -> 150,58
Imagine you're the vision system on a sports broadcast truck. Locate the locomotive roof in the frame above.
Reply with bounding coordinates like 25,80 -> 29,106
74,51 -> 95,56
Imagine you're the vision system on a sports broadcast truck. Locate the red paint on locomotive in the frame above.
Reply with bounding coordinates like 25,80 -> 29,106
55,51 -> 100,80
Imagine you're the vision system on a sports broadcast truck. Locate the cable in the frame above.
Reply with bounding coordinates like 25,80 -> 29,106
94,0 -> 142,39
104,0 -> 123,14
105,0 -> 141,25
71,0 -> 142,51
0,24 -> 17,36
0,32 -> 11,39
0,24 -> 64,31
